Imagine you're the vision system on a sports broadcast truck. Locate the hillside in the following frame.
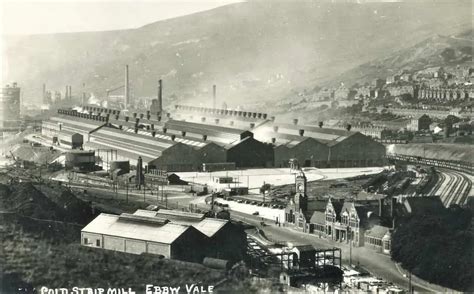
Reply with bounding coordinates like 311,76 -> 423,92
2,1 -> 472,111
331,29 -> 473,87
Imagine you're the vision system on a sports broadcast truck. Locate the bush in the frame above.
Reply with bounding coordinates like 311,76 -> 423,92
391,206 -> 473,291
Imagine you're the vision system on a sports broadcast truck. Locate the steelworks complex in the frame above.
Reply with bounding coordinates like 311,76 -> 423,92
40,104 -> 386,172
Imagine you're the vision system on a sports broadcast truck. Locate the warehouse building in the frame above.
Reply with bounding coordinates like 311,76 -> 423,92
47,107 -> 385,171
81,213 -> 209,262
164,119 -> 274,168
274,137 -> 330,168
253,121 -> 386,167
82,210 -> 247,262
193,218 -> 247,261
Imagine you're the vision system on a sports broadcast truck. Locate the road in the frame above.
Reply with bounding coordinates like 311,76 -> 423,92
227,209 -> 450,293
189,194 -> 450,292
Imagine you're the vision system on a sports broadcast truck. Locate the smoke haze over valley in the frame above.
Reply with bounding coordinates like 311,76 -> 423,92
2,0 -> 472,111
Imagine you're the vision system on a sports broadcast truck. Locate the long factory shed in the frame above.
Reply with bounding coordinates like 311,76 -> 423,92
42,106 -> 386,170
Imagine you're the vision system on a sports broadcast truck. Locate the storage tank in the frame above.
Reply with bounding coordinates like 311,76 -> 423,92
203,257 -> 231,270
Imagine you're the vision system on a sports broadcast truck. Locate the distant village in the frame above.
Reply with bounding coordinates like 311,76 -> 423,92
284,65 -> 474,143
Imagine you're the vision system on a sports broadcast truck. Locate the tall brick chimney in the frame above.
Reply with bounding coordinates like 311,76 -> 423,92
158,79 -> 163,113
212,84 -> 216,109
125,65 -> 130,107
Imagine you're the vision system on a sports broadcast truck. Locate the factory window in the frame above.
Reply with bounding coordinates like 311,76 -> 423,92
96,239 -> 101,247
83,237 -> 88,245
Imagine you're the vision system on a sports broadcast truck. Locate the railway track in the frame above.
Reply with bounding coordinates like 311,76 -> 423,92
427,169 -> 472,206
427,172 -> 445,197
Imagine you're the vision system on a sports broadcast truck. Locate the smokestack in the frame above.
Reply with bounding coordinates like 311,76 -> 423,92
65,86 -> 68,99
125,65 -> 129,107
158,79 -> 163,113
136,156 -> 143,189
69,85 -> 72,99
212,84 -> 216,109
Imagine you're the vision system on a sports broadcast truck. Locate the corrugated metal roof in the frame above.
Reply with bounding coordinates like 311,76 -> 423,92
155,209 -> 205,220
81,213 -> 190,244
51,116 -> 105,132
253,121 -> 358,146
166,119 -> 248,136
193,218 -> 228,237
133,209 -> 160,217
84,141 -> 156,163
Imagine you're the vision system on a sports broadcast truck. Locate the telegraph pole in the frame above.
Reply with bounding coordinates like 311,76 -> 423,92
408,271 -> 412,293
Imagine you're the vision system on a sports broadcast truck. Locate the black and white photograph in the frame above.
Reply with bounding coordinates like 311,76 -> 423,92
0,0 -> 473,293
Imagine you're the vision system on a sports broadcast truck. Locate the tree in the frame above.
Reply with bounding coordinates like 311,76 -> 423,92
391,208 -> 473,291
318,121 -> 324,128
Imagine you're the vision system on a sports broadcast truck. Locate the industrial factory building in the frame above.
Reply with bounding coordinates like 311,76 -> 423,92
252,121 -> 386,168
193,217 -> 247,261
82,209 -> 247,262
81,213 -> 209,262
163,119 -> 274,168
41,102 -> 385,171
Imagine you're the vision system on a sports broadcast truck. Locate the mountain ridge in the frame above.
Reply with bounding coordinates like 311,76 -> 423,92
2,1 -> 472,110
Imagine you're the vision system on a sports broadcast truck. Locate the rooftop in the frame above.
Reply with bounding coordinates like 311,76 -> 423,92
81,213 -> 191,244
365,225 -> 390,239
193,218 -> 229,237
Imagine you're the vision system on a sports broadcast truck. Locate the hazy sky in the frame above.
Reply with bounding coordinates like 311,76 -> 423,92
0,0 -> 242,35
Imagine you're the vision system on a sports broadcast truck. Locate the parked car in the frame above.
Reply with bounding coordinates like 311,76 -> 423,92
252,211 -> 259,216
